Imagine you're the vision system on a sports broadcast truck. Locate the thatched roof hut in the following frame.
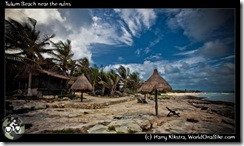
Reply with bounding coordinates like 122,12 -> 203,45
17,64 -> 69,80
138,69 -> 172,93
138,69 -> 172,116
70,74 -> 93,91
67,76 -> 78,85
70,74 -> 93,102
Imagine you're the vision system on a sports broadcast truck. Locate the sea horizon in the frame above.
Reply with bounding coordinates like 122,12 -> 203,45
197,92 -> 235,103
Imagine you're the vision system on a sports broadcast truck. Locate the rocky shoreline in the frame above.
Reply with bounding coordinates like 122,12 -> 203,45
5,94 -> 235,134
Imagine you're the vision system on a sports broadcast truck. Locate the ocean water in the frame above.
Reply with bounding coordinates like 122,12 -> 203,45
196,93 -> 235,103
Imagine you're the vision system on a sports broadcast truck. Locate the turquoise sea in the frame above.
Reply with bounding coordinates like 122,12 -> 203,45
196,92 -> 235,103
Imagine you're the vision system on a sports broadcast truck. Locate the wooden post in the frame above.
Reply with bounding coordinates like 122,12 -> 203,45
155,90 -> 158,116
27,72 -> 32,96
80,92 -> 83,102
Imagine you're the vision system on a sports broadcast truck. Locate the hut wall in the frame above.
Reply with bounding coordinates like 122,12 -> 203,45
38,75 -> 66,95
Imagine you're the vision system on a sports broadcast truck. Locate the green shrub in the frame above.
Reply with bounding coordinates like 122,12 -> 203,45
128,129 -> 137,134
116,131 -> 125,134
108,126 -> 116,131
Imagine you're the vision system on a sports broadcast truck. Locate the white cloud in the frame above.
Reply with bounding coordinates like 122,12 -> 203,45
5,9 -> 66,25
135,48 -> 142,55
175,45 -> 187,51
117,9 -> 156,37
118,57 -> 124,61
174,49 -> 197,56
144,53 -> 162,61
119,25 -> 133,46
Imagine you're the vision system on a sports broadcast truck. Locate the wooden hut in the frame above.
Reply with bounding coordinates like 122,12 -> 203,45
16,64 -> 69,97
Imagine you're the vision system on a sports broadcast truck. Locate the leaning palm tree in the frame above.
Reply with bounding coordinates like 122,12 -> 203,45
50,39 -> 73,76
117,65 -> 130,93
5,17 -> 55,96
5,17 -> 55,61
99,71 -> 120,97
75,57 -> 89,75
127,72 -> 142,93
86,65 -> 99,96
98,66 -> 107,96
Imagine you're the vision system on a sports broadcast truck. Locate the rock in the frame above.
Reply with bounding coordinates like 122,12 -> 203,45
126,122 -> 142,133
43,96 -> 55,99
152,122 -> 158,128
108,119 -> 142,133
115,126 -> 128,133
87,124 -> 109,133
62,97 -> 71,101
113,115 -> 123,119
135,119 -> 151,130
210,105 -> 234,118
61,104 -> 65,108
222,118 -> 235,126
67,114 -> 80,118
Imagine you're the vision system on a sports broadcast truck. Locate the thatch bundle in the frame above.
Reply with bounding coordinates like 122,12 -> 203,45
67,76 -> 78,85
138,69 -> 172,93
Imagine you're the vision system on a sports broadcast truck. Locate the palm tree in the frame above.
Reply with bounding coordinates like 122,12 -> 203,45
77,58 -> 90,72
5,17 -> 55,61
67,59 -> 77,76
98,66 -> 106,96
117,65 -> 130,93
50,39 -> 73,76
99,71 -> 120,97
86,65 -> 99,96
127,72 -> 142,93
5,17 -> 55,96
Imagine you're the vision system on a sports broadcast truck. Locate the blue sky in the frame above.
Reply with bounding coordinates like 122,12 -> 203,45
5,8 -> 235,92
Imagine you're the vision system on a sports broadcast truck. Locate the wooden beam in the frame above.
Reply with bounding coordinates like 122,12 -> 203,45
155,89 -> 158,116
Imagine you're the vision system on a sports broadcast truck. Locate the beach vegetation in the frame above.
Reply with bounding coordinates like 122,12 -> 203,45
128,129 -> 137,134
108,125 -> 116,131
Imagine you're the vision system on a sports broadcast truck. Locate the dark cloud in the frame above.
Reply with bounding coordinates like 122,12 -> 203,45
197,40 -> 230,58
166,9 -> 234,41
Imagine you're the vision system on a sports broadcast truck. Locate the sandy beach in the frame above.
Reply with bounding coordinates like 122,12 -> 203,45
5,93 -> 235,134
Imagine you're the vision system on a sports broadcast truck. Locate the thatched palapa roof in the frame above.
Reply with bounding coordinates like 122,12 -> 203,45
70,74 -> 93,91
67,76 -> 78,85
138,69 -> 172,93
17,64 -> 69,80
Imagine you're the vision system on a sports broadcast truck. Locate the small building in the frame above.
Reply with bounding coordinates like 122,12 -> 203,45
16,65 -> 70,97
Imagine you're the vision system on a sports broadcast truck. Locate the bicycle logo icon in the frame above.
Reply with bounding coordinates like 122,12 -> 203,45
2,115 -> 25,140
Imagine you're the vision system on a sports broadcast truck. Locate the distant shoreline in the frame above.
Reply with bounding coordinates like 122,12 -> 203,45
166,92 -> 207,96
166,92 -> 235,105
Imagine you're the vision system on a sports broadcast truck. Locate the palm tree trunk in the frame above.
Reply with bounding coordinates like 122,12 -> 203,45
92,85 -> 96,96
110,89 -> 114,97
27,72 -> 32,96
101,86 -> 105,96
